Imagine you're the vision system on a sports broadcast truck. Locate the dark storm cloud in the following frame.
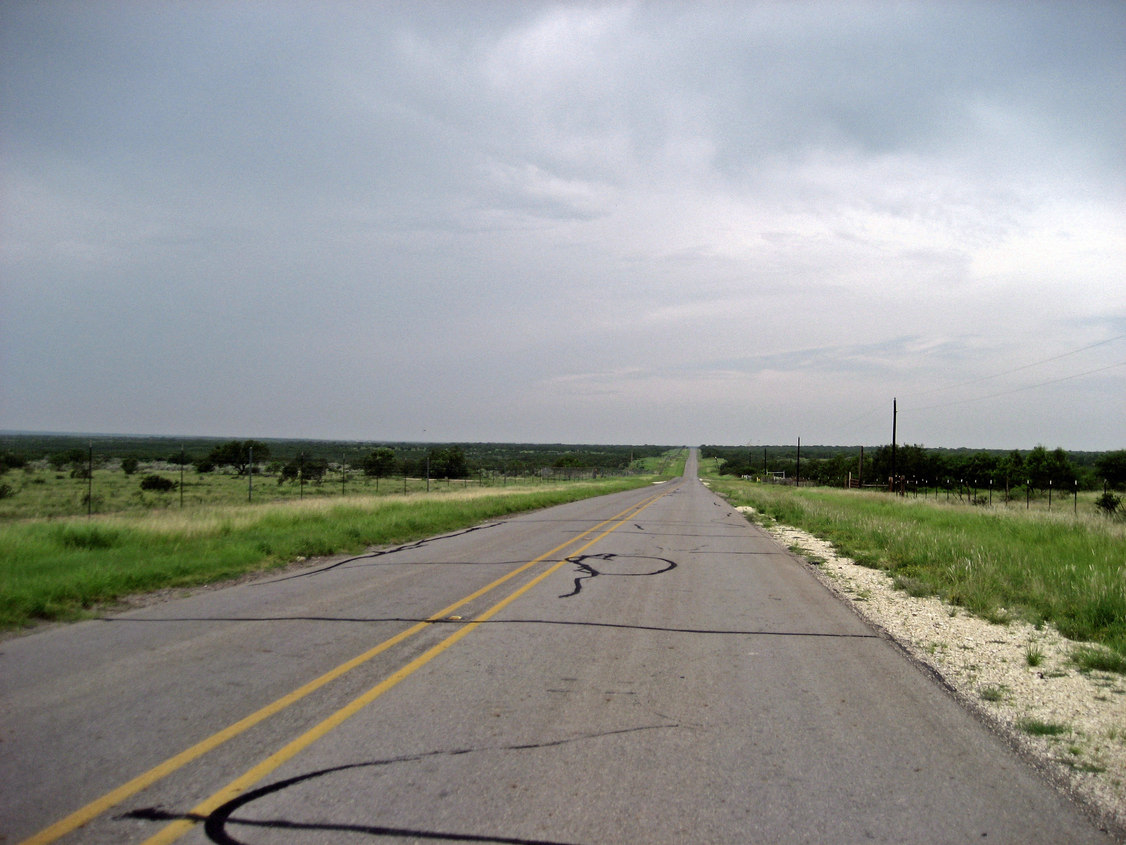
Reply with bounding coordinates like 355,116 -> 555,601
1,1 -> 1123,448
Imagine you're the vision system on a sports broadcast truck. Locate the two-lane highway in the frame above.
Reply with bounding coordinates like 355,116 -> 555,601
2,450 -> 1113,843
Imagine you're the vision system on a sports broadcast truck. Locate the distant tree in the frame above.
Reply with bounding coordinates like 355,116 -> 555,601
278,454 -> 328,485
1024,445 -> 1051,490
1023,445 -> 1075,491
49,448 -> 88,471
140,474 -> 176,492
0,450 -> 27,474
959,451 -> 1001,483
120,457 -> 139,475
427,446 -> 469,479
1095,450 -> 1126,490
1003,450 -> 1025,486
1047,447 -> 1076,488
362,447 -> 397,478
207,440 -> 270,475
194,457 -> 216,474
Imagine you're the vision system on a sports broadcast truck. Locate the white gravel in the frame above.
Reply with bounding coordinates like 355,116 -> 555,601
736,505 -> 1126,834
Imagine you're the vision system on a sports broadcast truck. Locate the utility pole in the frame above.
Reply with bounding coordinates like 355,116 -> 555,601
891,398 -> 897,493
796,437 -> 801,487
87,441 -> 93,517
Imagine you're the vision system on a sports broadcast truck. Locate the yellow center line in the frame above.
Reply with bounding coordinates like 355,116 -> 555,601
142,486 -> 674,845
19,486 -> 673,845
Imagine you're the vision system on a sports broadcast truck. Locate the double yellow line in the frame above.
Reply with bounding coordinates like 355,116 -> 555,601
23,484 -> 674,845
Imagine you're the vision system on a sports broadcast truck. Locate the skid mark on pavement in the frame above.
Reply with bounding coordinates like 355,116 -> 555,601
558,552 -> 678,599
125,725 -> 678,845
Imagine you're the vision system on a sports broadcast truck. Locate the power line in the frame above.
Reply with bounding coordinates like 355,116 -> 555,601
905,360 -> 1126,413
829,334 -> 1124,442
900,333 -> 1125,400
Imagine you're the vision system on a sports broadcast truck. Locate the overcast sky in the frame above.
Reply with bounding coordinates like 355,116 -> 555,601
2,1 -> 1123,450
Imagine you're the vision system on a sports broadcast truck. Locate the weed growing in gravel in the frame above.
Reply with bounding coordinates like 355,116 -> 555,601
980,685 -> 1007,702
1026,642 -> 1045,667
1018,718 -> 1071,737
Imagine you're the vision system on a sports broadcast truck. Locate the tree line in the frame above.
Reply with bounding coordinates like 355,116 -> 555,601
702,444 -> 1126,492
0,438 -> 669,490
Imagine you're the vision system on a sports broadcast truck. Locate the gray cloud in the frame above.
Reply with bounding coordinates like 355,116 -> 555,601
2,1 -> 1123,449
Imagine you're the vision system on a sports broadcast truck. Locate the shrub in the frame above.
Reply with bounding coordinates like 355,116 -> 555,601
139,474 -> 176,492
120,457 -> 139,475
0,450 -> 27,473
1094,492 -> 1121,516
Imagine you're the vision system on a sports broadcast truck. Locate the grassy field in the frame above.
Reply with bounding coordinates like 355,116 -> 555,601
0,461 -> 646,521
701,460 -> 1126,666
0,465 -> 678,632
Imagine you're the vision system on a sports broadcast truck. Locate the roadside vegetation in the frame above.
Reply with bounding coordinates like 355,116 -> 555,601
703,444 -> 1126,503
0,439 -> 686,632
0,438 -> 673,520
702,462 -> 1126,665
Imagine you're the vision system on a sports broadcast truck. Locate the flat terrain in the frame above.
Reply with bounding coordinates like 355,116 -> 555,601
1,452 -> 1114,844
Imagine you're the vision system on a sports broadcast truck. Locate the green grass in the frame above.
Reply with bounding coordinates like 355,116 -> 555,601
704,467 -> 1126,667
1018,718 -> 1071,737
1072,645 -> 1126,674
632,448 -> 688,476
0,476 -> 659,632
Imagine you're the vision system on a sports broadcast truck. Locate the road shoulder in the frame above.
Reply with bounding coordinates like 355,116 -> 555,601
738,505 -> 1126,840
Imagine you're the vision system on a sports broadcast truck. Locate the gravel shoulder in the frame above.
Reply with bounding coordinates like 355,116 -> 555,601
737,506 -> 1126,838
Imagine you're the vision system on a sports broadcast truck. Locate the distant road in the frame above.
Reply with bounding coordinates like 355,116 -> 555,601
2,449 -> 1112,844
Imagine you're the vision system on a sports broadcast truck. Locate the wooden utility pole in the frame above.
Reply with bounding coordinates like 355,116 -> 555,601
891,398 -> 897,493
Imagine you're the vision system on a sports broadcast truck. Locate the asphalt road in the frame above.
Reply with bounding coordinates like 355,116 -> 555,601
1,450 -> 1114,844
